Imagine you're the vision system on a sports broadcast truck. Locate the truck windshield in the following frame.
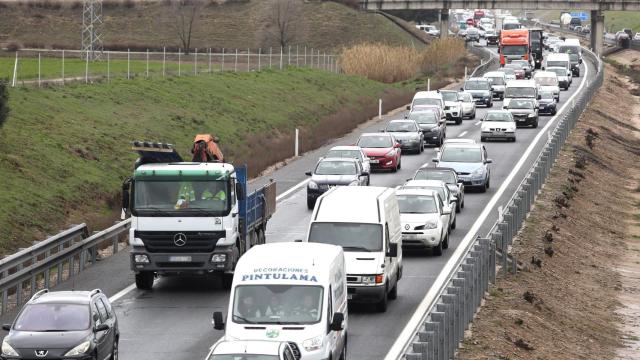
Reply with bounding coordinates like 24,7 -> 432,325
133,179 -> 230,216
505,87 -> 536,98
232,285 -> 323,325
501,45 -> 527,56
308,222 -> 383,252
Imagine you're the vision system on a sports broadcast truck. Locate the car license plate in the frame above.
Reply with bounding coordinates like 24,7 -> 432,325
404,234 -> 418,240
370,159 -> 379,164
169,256 -> 192,262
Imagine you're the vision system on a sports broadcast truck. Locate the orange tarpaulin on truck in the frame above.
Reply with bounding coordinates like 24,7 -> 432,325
191,134 -> 224,163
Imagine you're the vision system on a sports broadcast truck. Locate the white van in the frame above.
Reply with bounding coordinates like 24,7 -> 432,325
212,242 -> 347,360
533,71 -> 560,102
408,91 -> 445,113
483,71 -> 508,100
503,79 -> 538,108
544,53 -> 571,74
307,186 -> 402,313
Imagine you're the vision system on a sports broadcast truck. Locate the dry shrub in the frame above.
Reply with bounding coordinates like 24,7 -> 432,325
420,37 -> 465,74
325,0 -> 360,9
340,43 -> 421,83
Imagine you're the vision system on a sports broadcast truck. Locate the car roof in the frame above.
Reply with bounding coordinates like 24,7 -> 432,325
466,77 -> 488,82
534,71 -> 557,77
360,132 -> 392,137
28,290 -> 98,305
506,79 -> 536,86
442,143 -> 482,151
319,157 -> 358,163
486,109 -> 512,114
389,119 -> 415,123
417,166 -> 457,173
483,71 -> 505,77
404,179 -> 447,187
413,91 -> 443,99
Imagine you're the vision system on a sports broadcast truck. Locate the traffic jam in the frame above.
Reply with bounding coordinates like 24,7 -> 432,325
0,9 -> 586,360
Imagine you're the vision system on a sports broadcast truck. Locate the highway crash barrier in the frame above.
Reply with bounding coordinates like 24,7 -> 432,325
395,46 -> 604,360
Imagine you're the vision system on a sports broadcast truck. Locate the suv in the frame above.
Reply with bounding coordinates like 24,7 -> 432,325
440,90 -> 464,125
462,78 -> 493,108
1,289 -> 119,360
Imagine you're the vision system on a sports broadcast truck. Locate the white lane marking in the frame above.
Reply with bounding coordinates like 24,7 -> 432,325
109,283 -> 137,302
458,131 -> 468,137
385,59 -> 591,360
475,121 -> 482,126
276,179 -> 310,201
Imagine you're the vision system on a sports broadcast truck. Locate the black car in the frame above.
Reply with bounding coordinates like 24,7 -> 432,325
506,98 -> 539,128
406,110 -> 446,146
538,91 -> 557,115
462,78 -> 493,108
305,157 -> 367,209
1,289 -> 118,360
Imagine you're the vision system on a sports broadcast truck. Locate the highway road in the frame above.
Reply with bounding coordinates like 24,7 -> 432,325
0,43 -> 597,360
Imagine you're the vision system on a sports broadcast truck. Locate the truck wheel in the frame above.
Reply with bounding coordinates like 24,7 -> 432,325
258,228 -> 266,245
135,272 -> 154,290
376,286 -> 388,313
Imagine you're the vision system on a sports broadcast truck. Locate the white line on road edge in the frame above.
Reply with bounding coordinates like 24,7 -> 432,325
109,283 -> 137,303
475,121 -> 482,126
458,131 -> 468,137
276,179 -> 310,202
384,60 -> 591,360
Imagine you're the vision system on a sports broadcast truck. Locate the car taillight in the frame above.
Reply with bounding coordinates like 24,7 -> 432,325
375,274 -> 384,284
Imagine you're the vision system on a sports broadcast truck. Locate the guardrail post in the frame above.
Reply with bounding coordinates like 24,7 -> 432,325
424,322 -> 439,360
442,292 -> 460,351
503,212 -> 513,244
452,277 -> 468,328
430,312 -> 446,360
508,205 -> 518,234
435,303 -> 452,358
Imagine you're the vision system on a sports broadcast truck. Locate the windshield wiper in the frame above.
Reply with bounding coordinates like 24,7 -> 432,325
342,246 -> 371,252
232,314 -> 256,324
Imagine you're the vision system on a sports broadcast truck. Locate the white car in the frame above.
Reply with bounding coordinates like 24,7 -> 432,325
483,71 -> 507,100
324,145 -> 371,183
458,91 -> 477,119
480,110 -> 516,142
634,33 -> 640,41
400,180 -> 457,230
396,189 -> 452,256
440,90 -> 464,125
205,340 -> 297,360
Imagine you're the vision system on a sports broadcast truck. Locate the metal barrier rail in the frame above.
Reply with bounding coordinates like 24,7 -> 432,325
0,219 -> 131,316
395,47 -> 604,360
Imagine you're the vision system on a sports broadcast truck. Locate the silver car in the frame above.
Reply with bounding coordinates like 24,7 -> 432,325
458,92 -> 476,119
383,119 -> 424,154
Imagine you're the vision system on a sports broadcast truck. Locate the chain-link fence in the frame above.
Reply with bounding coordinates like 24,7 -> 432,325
1,46 -> 340,87
393,47 -> 604,360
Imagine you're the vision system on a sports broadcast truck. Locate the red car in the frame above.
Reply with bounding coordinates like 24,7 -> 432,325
503,63 -> 525,79
356,133 -> 402,172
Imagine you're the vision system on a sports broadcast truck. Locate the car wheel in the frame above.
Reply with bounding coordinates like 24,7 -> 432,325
111,338 -> 119,360
488,101 -> 493,108
451,216 -> 457,230
307,197 -> 316,210
532,120 -> 539,128
456,118 -> 462,125
512,137 -> 517,142
456,201 -> 461,213
433,239 -> 443,256
366,175 -> 370,186
222,272 -> 234,289
397,158 -> 401,170
461,197 -> 465,209
472,110 -> 476,119
552,109 -> 557,115
480,137 -> 486,142
339,336 -> 347,360
135,272 -> 154,290
377,286 -> 388,312
443,234 -> 449,249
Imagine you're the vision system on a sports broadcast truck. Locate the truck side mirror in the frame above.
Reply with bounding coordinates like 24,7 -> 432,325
236,183 -> 246,201
213,311 -> 225,330
387,242 -> 398,258
121,177 -> 132,219
330,312 -> 345,332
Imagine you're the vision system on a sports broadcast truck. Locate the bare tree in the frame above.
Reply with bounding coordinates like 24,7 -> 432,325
268,0 -> 300,48
172,0 -> 201,54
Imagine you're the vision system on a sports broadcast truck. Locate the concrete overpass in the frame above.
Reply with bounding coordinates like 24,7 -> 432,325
361,0 -> 640,55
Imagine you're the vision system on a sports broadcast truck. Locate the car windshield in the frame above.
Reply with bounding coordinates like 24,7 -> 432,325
414,169 -> 456,183
134,179 -> 231,216
536,77 -> 558,86
503,23 -> 520,30
546,61 -> 567,68
508,99 -> 534,109
501,45 -> 527,55
315,161 -> 357,175
413,98 -> 441,107
540,92 -> 554,100
403,186 -> 445,201
485,112 -> 513,121
325,149 -> 363,161
232,285 -> 323,325
397,195 -> 438,214
357,135 -> 392,148
464,81 -> 489,90
459,93 -> 473,102
308,222 -> 383,252
558,45 -> 580,55
386,122 -> 416,132
440,147 -> 482,162
209,355 -> 278,360
441,92 -> 459,101
409,112 -> 438,124
505,87 -> 535,98
486,76 -> 505,85
14,304 -> 90,332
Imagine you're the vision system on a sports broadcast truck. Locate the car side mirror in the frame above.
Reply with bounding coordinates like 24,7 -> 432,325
305,171 -> 312,176
450,196 -> 458,203
236,182 -> 246,201
2,324 -> 11,331
486,159 -> 493,164
432,158 -> 439,163
394,143 -> 401,148
387,242 -> 398,258
579,58 -> 583,64
460,87 -> 464,91
94,324 -> 109,333
330,312 -> 345,332
213,311 -> 225,330
121,177 -> 132,219
439,119 -> 445,124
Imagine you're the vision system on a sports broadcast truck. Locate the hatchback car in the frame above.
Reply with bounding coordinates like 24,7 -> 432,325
503,63 -> 525,79
205,340 -> 298,360
356,133 -> 401,172
383,119 -> 424,154
1,289 -> 119,360
538,91 -> 557,115
483,71 -> 507,100
458,92 -> 476,119
396,189 -> 451,256
497,67 -> 517,81
306,157 -> 367,209
510,60 -> 533,78
433,143 -> 492,192
505,98 -> 539,128
412,167 -> 465,212
324,145 -> 371,183
406,110 -> 446,146
481,110 -> 516,142
545,66 -> 572,90
401,180 -> 458,230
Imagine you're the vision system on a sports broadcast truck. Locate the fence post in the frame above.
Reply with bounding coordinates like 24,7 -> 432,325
209,48 -> 212,74
324,52 -> 326,70
127,48 -> 130,80
288,45 -> 291,65
280,47 -> 283,70
428,78 -> 431,91
247,48 -> 250,72
162,47 -> 166,78
269,47 -> 272,69
85,51 -> 89,84
146,49 -> 149,78
178,49 -> 182,76
38,52 -> 41,87
234,48 -> 238,72
11,51 -> 18,87
61,50 -> 65,84
107,51 -> 110,83
296,45 -> 299,67
258,48 -> 261,70
464,66 -> 467,79
295,128 -> 299,157
379,99 -> 382,120
318,50 -> 321,69
222,48 -> 225,72
305,46 -> 307,66
194,48 -> 198,75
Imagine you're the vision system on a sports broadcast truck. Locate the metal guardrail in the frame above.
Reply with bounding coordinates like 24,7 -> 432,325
395,47 -> 604,360
0,219 -> 130,316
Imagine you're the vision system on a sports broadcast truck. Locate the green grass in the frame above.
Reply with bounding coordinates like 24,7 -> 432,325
0,68 -> 395,253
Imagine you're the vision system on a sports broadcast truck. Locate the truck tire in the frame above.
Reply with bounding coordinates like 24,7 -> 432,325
135,272 -> 154,290
258,228 -> 266,245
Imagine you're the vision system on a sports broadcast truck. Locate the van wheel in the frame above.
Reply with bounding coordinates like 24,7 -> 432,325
110,338 -> 119,360
388,276 -> 398,300
135,272 -> 154,290
376,287 -> 388,312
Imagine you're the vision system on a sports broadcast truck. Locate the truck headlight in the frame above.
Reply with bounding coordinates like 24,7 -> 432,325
308,181 -> 318,190
64,341 -> 91,356
211,254 -> 227,263
303,336 -> 323,352
2,340 -> 18,357
134,254 -> 149,263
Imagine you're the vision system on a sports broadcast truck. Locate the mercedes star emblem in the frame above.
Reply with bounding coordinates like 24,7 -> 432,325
173,233 -> 187,247
35,350 -> 48,357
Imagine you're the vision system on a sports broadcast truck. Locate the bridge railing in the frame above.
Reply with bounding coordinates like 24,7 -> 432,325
0,219 -> 130,316
390,47 -> 604,360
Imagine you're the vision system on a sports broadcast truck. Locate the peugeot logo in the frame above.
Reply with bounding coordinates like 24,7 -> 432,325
35,350 -> 48,357
173,233 -> 187,247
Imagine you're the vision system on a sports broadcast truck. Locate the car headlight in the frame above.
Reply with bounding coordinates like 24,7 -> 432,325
308,181 -> 318,190
528,113 -> 536,118
64,341 -> 91,356
303,336 -> 323,352
211,254 -> 226,263
385,150 -> 395,157
361,275 -> 376,284
472,167 -> 484,177
2,340 -> 19,357
131,237 -> 144,247
420,221 -> 438,230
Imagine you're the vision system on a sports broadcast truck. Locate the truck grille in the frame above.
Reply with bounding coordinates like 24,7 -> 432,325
135,231 -> 225,253
288,342 -> 302,360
